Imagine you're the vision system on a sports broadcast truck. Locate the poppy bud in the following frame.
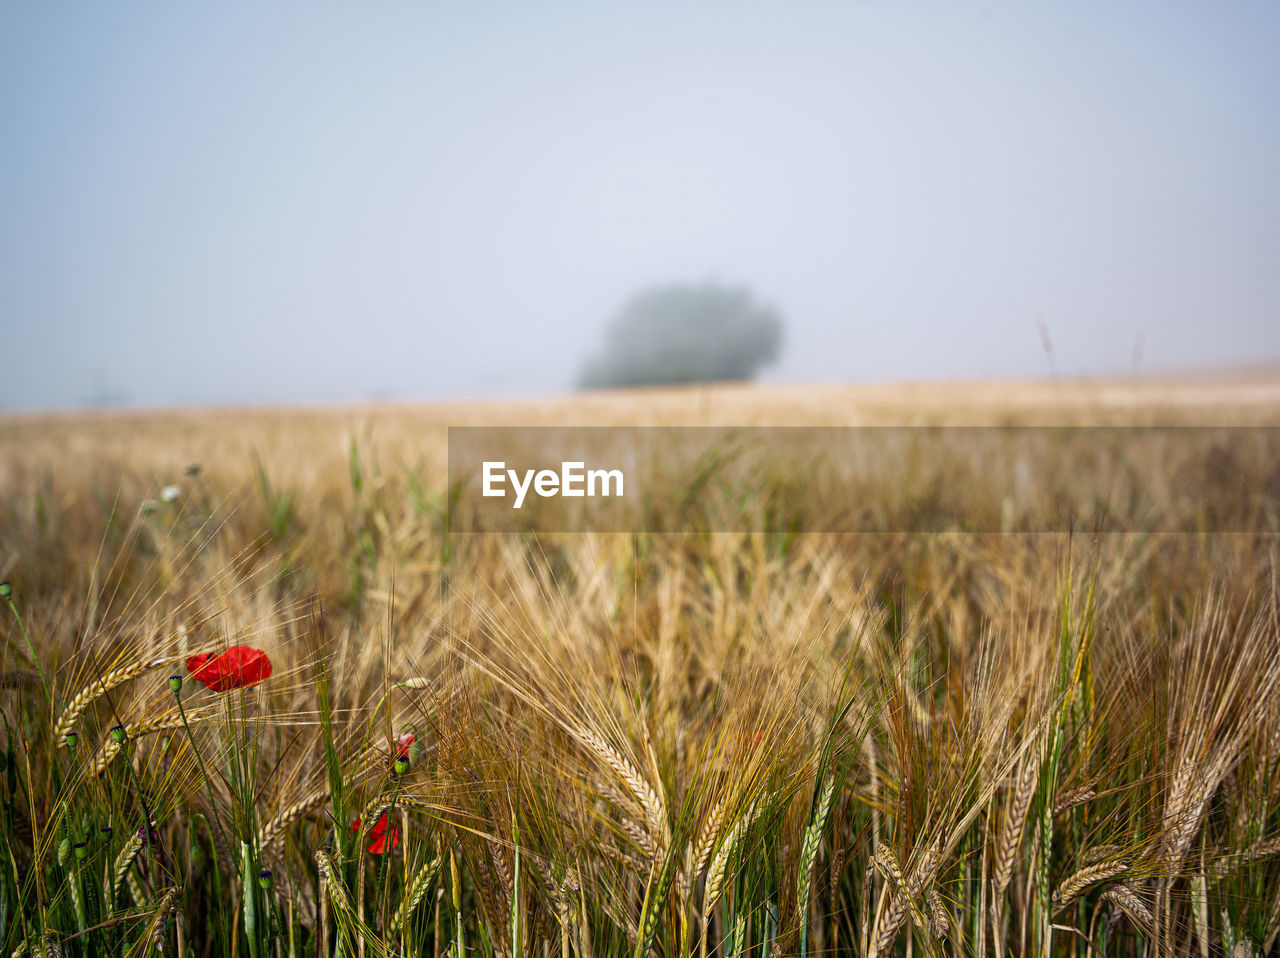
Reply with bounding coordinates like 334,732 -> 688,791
74,841 -> 88,861
110,726 -> 127,745
169,675 -> 183,693
64,731 -> 78,751
100,825 -> 112,842
0,582 -> 11,599
258,869 -> 273,890
393,756 -> 410,776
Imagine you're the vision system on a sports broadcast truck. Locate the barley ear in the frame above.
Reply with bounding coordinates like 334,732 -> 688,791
395,856 -> 444,935
797,775 -> 837,958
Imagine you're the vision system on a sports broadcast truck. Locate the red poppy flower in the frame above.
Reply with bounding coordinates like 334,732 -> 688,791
185,646 -> 273,692
394,732 -> 414,759
351,812 -> 401,855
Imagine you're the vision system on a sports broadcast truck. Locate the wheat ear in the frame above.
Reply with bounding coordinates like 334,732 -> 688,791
393,855 -> 444,933
1051,785 -> 1096,816
678,796 -> 726,900
797,775 -> 838,955
144,887 -> 179,950
873,841 -> 930,938
994,754 -> 1039,897
691,798 -> 726,880
91,715 -> 188,776
55,656 -> 181,745
1210,837 -> 1280,878
315,849 -> 355,915
1100,882 -> 1154,927
703,799 -> 765,913
1052,860 -> 1128,913
112,831 -> 146,906
577,727 -> 668,849
257,788 -> 331,850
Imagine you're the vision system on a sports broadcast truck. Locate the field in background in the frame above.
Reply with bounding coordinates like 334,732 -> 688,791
0,378 -> 1278,957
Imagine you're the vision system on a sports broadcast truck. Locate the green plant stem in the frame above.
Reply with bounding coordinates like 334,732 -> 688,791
175,691 -> 233,873
5,597 -> 53,708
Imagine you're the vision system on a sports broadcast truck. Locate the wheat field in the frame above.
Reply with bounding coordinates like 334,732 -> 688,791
1,378 -> 1278,958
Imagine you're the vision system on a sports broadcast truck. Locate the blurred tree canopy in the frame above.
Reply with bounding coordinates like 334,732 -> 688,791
579,282 -> 784,389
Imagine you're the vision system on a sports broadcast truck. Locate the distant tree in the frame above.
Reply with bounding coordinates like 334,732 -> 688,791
579,282 -> 784,389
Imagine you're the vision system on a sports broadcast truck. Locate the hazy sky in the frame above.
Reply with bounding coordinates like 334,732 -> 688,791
2,2 -> 1278,409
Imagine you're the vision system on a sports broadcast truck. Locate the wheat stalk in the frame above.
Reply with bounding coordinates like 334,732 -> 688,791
797,775 -> 837,954
1164,752 -> 1234,866
257,788 -> 332,850
13,935 -> 63,958
619,815 -> 659,860
675,796 -> 726,902
1100,882 -> 1154,927
690,797 -> 726,882
144,887 -> 180,951
635,846 -> 679,958
126,870 -> 147,908
868,838 -> 946,955
872,841 -> 930,938
54,656 -> 181,745
1051,785 -> 1096,817
1052,860 -> 1128,913
1082,843 -> 1124,864
315,849 -> 355,915
577,727 -> 668,851
393,855 -> 444,933
994,752 -> 1040,897
1210,837 -> 1280,878
91,715 -> 188,776
111,830 -> 146,907
703,799 -> 765,913
355,793 -> 435,826
925,888 -> 951,939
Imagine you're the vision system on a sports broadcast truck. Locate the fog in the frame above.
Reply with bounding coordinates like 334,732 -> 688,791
2,2 -> 1278,410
